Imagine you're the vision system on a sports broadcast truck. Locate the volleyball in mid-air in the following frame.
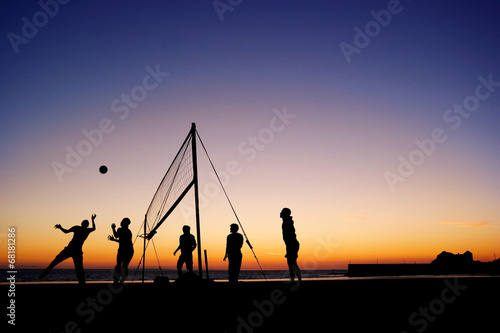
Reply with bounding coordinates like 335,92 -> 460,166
99,165 -> 108,174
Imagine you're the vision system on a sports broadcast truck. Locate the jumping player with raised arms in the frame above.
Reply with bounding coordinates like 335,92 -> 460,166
39,214 -> 97,285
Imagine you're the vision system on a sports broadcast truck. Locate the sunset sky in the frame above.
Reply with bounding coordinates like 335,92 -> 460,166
1,1 -> 500,273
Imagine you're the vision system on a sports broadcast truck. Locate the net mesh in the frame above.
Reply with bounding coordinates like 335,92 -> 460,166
145,131 -> 194,236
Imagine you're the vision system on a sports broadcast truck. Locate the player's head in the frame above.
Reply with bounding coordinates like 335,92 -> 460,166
182,225 -> 190,233
230,223 -> 239,233
81,220 -> 89,228
280,208 -> 291,218
121,218 -> 131,228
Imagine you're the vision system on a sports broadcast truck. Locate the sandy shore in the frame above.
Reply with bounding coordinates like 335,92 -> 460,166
3,276 -> 499,332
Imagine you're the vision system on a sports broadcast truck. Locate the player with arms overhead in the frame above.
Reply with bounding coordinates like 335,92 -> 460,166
39,214 -> 97,285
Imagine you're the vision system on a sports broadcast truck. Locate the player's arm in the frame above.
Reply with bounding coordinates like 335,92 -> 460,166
55,224 -> 71,233
191,236 -> 197,251
223,236 -> 228,261
89,214 -> 96,232
111,223 -> 119,238
108,235 -> 118,242
174,237 -> 181,255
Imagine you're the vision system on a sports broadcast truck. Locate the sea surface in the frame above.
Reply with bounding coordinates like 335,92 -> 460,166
1,268 -> 347,283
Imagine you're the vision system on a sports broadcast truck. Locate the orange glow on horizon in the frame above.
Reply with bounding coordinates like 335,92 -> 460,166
6,221 -> 498,272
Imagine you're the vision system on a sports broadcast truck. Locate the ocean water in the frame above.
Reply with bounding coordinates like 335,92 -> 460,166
1,268 -> 347,283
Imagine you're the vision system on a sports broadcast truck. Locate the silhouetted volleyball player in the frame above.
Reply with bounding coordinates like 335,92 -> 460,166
223,223 -> 244,284
173,225 -> 197,277
38,214 -> 97,285
108,218 -> 134,285
280,208 -> 301,282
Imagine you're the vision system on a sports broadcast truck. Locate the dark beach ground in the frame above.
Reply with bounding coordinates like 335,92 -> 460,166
3,276 -> 499,332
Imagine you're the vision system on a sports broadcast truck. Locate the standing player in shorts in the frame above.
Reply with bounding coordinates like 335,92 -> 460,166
173,225 -> 197,277
108,217 -> 134,285
280,208 -> 302,282
223,223 -> 244,284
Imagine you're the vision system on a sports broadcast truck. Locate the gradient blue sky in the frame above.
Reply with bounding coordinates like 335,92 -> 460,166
1,1 -> 500,270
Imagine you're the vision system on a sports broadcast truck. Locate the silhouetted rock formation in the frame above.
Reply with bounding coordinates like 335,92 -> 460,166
348,250 -> 500,277
431,250 -> 477,265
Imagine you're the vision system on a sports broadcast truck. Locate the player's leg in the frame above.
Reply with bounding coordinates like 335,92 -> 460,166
185,254 -> 193,273
72,252 -> 86,285
114,251 -> 123,284
177,255 -> 185,277
121,250 -> 134,283
38,248 -> 71,279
